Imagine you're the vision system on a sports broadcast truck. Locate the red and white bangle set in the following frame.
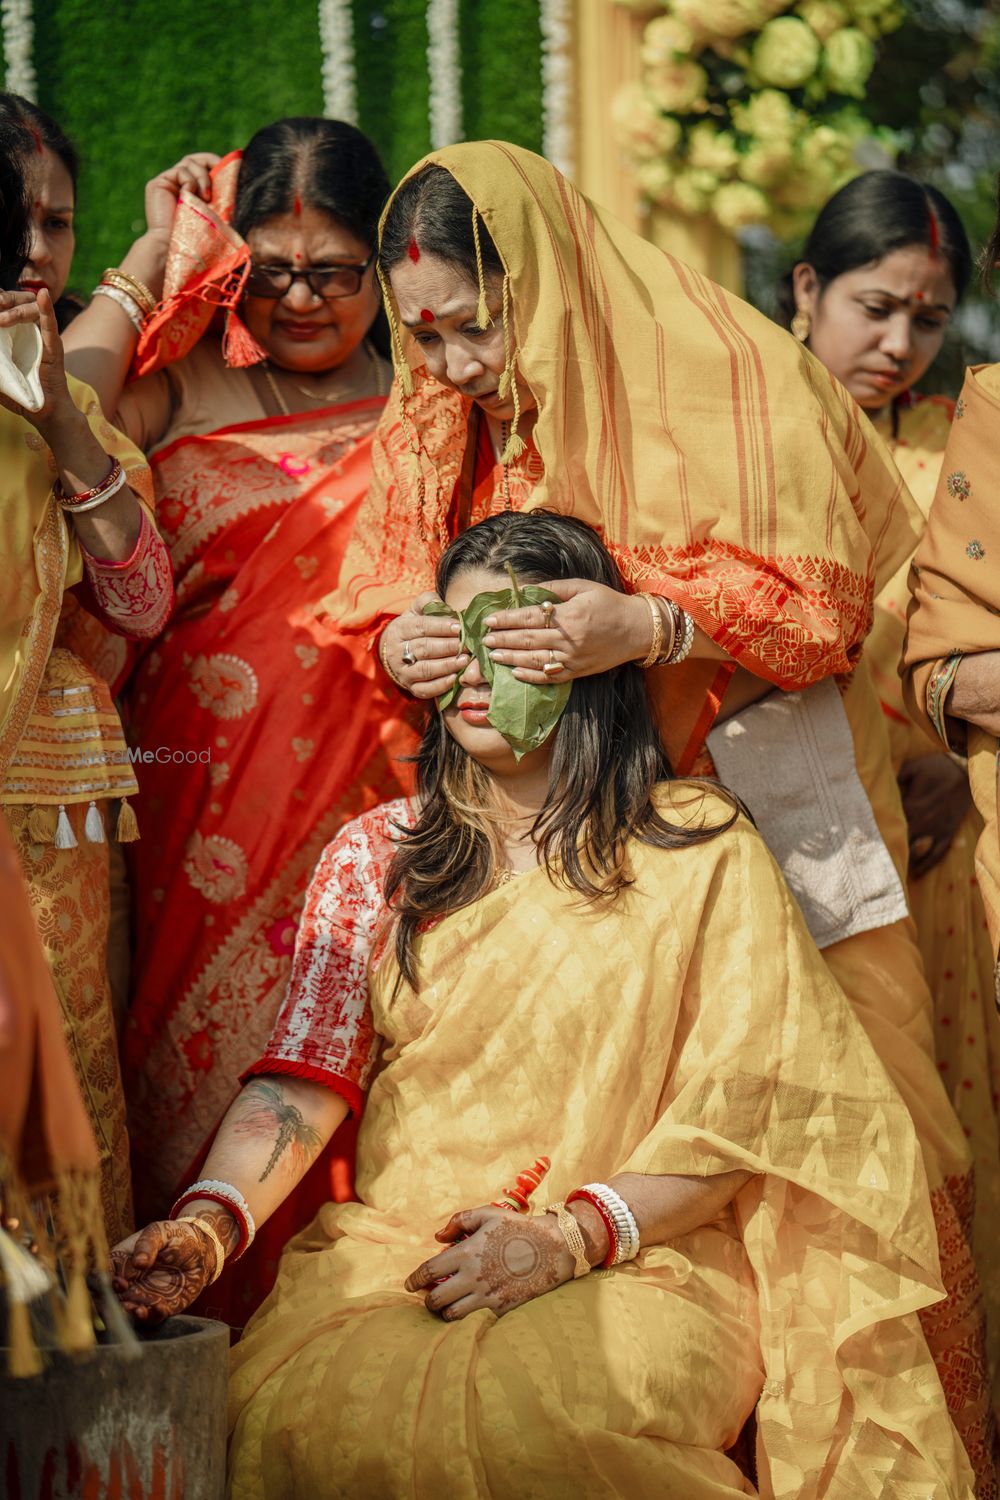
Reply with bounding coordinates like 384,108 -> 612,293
565,1182 -> 641,1269
55,457 -> 129,514
169,1178 -> 257,1265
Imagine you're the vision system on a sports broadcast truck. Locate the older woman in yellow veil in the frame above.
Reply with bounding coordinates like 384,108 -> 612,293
318,142 -> 993,1484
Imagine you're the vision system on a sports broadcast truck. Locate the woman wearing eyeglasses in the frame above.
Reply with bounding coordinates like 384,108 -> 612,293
61,117 -> 418,1325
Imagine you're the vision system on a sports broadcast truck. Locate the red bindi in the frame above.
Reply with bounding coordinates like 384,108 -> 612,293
420,308 -> 435,323
914,290 -> 925,302
407,238 -> 421,263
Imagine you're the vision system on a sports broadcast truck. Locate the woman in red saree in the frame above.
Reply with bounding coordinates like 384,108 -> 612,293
62,119 -> 417,1325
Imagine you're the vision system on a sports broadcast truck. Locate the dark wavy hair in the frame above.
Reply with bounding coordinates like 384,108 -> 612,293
0,112 -> 31,291
234,117 -> 391,356
384,510 -> 740,986
776,169 -> 971,326
380,163 -> 503,284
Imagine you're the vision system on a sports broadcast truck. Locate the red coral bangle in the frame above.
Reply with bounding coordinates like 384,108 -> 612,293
565,1188 -> 618,1269
170,1188 -> 251,1261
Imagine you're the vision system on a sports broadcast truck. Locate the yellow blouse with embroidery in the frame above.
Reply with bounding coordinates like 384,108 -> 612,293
0,378 -> 160,824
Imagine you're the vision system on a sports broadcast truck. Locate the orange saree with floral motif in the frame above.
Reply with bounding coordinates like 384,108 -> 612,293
113,400 -> 418,1324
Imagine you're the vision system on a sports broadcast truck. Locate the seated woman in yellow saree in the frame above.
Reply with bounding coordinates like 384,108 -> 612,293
112,512 -> 973,1498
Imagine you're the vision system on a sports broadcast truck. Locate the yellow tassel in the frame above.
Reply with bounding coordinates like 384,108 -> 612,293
501,347 -> 526,466
501,429 -> 527,464
6,1301 -> 42,1377
377,263 -> 414,397
116,798 -> 139,842
472,209 -> 491,330
26,803 -> 58,844
498,272 -> 512,392
61,1266 -> 94,1354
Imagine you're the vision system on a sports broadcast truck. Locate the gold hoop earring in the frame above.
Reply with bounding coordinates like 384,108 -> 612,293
791,308 -> 811,343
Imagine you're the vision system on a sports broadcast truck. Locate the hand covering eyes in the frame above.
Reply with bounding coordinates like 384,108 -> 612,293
424,566 -> 570,760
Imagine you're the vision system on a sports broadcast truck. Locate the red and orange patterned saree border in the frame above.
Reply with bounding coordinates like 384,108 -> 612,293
923,1172 -> 999,1498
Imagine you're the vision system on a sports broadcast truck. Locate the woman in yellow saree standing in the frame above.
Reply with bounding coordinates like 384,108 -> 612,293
112,513 -> 974,1498
322,141 -> 993,1486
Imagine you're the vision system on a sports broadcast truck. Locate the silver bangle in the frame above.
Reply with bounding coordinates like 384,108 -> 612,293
91,282 -> 144,334
666,606 -> 695,666
578,1182 -> 641,1265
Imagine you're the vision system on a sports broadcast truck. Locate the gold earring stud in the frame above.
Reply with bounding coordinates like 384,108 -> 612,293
791,308 -> 811,343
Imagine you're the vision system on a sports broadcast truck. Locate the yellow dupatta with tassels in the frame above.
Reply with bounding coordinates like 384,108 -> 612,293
327,142 -> 918,768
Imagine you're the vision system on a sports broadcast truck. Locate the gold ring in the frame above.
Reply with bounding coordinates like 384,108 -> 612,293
541,601 -> 555,625
542,651 -> 561,676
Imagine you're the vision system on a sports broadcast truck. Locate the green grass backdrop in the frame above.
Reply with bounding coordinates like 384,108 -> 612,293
6,0 -> 545,292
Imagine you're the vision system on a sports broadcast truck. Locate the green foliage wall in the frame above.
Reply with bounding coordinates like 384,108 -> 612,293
6,0 -> 545,293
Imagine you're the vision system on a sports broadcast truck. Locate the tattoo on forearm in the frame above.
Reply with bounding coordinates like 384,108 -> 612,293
232,1080 -> 322,1183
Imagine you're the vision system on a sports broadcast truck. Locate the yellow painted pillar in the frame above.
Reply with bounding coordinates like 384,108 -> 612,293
570,0 -> 743,294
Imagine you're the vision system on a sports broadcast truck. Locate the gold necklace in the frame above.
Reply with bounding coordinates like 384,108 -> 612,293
262,341 -> 385,416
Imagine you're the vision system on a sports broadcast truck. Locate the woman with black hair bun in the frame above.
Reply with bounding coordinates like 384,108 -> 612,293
780,170 -> 1000,1404
61,118 -> 416,1327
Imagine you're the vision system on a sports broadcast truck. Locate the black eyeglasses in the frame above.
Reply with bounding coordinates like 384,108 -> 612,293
245,255 -> 373,301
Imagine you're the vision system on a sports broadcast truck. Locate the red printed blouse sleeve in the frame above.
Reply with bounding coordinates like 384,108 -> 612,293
81,508 -> 174,641
243,802 -> 408,1115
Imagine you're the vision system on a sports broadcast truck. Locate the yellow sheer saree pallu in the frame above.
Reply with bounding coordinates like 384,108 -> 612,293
229,795 -> 972,1499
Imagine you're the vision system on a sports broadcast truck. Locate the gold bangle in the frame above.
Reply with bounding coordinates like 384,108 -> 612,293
653,597 -> 678,665
636,591 -> 662,670
546,1201 -> 591,1279
100,268 -> 157,316
176,1213 -> 225,1285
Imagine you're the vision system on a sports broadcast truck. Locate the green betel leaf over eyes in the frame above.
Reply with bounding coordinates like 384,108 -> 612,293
421,568 -> 571,759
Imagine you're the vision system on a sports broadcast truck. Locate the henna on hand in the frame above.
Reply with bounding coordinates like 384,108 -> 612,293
405,1206 -> 574,1321
110,1220 -> 217,1326
476,1215 -> 570,1312
179,1201 -> 241,1259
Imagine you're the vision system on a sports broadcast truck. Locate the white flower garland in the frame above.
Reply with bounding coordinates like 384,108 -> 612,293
540,0 -> 574,178
427,0 -> 463,149
319,0 -> 357,124
1,0 -> 36,102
